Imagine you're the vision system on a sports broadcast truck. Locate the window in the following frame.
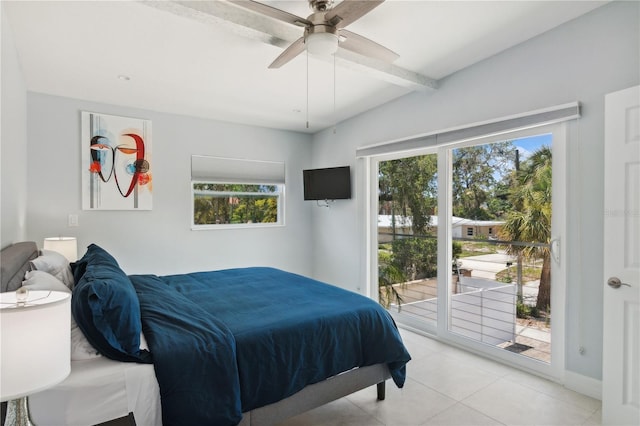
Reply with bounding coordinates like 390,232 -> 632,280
193,183 -> 282,226
467,227 -> 474,236
191,156 -> 285,229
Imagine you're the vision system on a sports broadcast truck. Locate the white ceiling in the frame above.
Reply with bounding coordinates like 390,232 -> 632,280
4,0 -> 607,133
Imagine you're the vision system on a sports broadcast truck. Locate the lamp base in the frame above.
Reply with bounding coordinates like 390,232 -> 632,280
4,398 -> 34,426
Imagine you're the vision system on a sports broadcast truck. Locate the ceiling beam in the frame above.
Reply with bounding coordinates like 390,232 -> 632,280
333,50 -> 438,91
140,0 -> 298,46
140,0 -> 438,92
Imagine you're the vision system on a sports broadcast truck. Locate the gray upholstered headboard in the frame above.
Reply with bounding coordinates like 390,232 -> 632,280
1,241 -> 39,292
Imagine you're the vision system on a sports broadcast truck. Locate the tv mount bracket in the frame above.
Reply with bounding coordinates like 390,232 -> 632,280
316,199 -> 335,208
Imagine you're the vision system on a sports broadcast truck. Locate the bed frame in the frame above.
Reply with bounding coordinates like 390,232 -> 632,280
1,241 -> 389,426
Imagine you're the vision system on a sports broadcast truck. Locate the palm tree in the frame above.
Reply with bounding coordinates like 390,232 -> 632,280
378,251 -> 407,309
499,146 -> 552,312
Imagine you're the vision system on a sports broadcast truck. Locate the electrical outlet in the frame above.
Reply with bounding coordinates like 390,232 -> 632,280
68,214 -> 79,227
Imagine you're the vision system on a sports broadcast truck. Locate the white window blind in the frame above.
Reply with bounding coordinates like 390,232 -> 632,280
191,155 -> 285,184
356,102 -> 580,158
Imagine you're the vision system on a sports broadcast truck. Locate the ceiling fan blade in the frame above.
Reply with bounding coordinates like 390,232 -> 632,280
228,0 -> 311,27
325,0 -> 384,29
268,37 -> 306,68
338,29 -> 398,63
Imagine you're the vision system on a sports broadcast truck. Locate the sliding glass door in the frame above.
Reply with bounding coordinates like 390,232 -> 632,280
377,152 -> 439,331
368,124 -> 566,377
447,135 -> 553,364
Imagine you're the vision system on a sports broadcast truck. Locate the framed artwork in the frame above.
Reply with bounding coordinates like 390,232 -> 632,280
81,112 -> 152,210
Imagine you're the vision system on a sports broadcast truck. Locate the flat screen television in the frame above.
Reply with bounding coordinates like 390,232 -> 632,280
303,166 -> 351,200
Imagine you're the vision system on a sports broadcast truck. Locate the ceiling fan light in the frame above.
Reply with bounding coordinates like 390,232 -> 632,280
306,32 -> 339,56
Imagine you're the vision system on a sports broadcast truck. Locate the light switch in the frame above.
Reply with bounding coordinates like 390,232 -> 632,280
68,214 -> 79,227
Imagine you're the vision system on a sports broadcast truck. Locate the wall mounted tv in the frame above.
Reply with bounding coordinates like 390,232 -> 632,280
303,166 -> 351,201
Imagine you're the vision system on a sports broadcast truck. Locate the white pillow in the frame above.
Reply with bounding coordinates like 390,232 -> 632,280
23,270 -> 71,293
30,249 -> 75,289
22,270 -> 101,361
139,331 -> 149,351
70,318 -> 101,360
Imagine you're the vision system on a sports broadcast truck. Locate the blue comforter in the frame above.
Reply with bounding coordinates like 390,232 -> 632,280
129,267 -> 411,426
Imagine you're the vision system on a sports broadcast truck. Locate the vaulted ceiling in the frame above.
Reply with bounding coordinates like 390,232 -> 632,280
4,1 -> 607,133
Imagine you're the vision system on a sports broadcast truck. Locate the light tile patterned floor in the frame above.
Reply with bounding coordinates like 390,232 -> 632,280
278,329 -> 601,426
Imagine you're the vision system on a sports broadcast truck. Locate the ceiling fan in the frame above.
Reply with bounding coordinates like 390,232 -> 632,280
229,0 -> 399,69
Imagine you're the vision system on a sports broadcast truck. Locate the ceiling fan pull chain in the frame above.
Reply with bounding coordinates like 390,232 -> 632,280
333,53 -> 337,134
306,49 -> 310,129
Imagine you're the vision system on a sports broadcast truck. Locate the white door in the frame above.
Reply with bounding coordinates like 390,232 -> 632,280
602,85 -> 640,426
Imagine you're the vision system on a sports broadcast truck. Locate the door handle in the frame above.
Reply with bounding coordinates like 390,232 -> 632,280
607,277 -> 631,289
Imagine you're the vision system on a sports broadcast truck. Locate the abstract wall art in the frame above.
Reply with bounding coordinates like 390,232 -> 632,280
81,112 -> 152,210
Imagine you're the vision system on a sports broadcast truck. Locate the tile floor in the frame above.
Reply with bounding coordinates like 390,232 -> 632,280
279,329 -> 602,426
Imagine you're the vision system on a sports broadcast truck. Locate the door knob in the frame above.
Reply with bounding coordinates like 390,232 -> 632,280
607,277 -> 631,289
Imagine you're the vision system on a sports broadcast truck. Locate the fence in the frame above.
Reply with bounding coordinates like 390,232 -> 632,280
382,233 -> 551,361
450,278 -> 516,345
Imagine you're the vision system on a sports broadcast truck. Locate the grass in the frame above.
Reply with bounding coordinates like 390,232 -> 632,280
495,265 -> 541,283
458,241 -> 498,258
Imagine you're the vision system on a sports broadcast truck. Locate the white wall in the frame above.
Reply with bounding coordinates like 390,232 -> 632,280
310,1 -> 639,382
25,94 -> 314,277
1,5 -> 28,247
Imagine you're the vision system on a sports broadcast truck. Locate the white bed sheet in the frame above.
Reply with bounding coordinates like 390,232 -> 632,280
29,356 -> 161,426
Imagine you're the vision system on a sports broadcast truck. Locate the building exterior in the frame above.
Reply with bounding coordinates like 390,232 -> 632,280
378,215 -> 504,243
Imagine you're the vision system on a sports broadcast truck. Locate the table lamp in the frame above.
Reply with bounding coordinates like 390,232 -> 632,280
43,237 -> 77,262
1,290 -> 71,425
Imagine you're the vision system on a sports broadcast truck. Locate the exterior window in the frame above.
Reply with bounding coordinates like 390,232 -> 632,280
467,227 -> 474,236
190,155 -> 285,229
192,183 -> 282,227
488,227 -> 493,235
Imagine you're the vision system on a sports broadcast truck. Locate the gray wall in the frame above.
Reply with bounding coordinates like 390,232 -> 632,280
24,94 -> 314,276
309,1 -> 639,381
1,5 -> 28,246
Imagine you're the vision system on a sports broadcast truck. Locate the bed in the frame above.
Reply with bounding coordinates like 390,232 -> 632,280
1,241 -> 410,426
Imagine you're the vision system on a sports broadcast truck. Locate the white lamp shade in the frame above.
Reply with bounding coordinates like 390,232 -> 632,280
306,31 -> 339,55
43,237 -> 78,262
0,290 -> 71,401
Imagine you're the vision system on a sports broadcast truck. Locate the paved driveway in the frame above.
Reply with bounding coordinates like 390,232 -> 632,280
457,253 -> 516,279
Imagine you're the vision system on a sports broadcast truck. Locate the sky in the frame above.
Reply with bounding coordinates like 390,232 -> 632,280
513,133 -> 552,160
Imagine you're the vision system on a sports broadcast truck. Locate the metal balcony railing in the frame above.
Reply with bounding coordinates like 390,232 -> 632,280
380,235 -> 551,363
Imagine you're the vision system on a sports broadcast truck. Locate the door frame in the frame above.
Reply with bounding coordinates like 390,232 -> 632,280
362,122 -> 568,381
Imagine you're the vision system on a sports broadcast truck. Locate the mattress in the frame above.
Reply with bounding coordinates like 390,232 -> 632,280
28,356 -> 160,425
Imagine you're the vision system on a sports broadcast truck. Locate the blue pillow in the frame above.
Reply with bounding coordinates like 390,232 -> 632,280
72,244 -> 151,363
70,242 -> 117,283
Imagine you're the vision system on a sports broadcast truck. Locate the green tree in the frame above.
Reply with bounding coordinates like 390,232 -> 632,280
379,155 -> 437,235
452,141 -> 516,219
391,237 -> 438,280
193,184 -> 279,225
256,197 -> 278,223
379,155 -> 438,283
499,146 -> 552,311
